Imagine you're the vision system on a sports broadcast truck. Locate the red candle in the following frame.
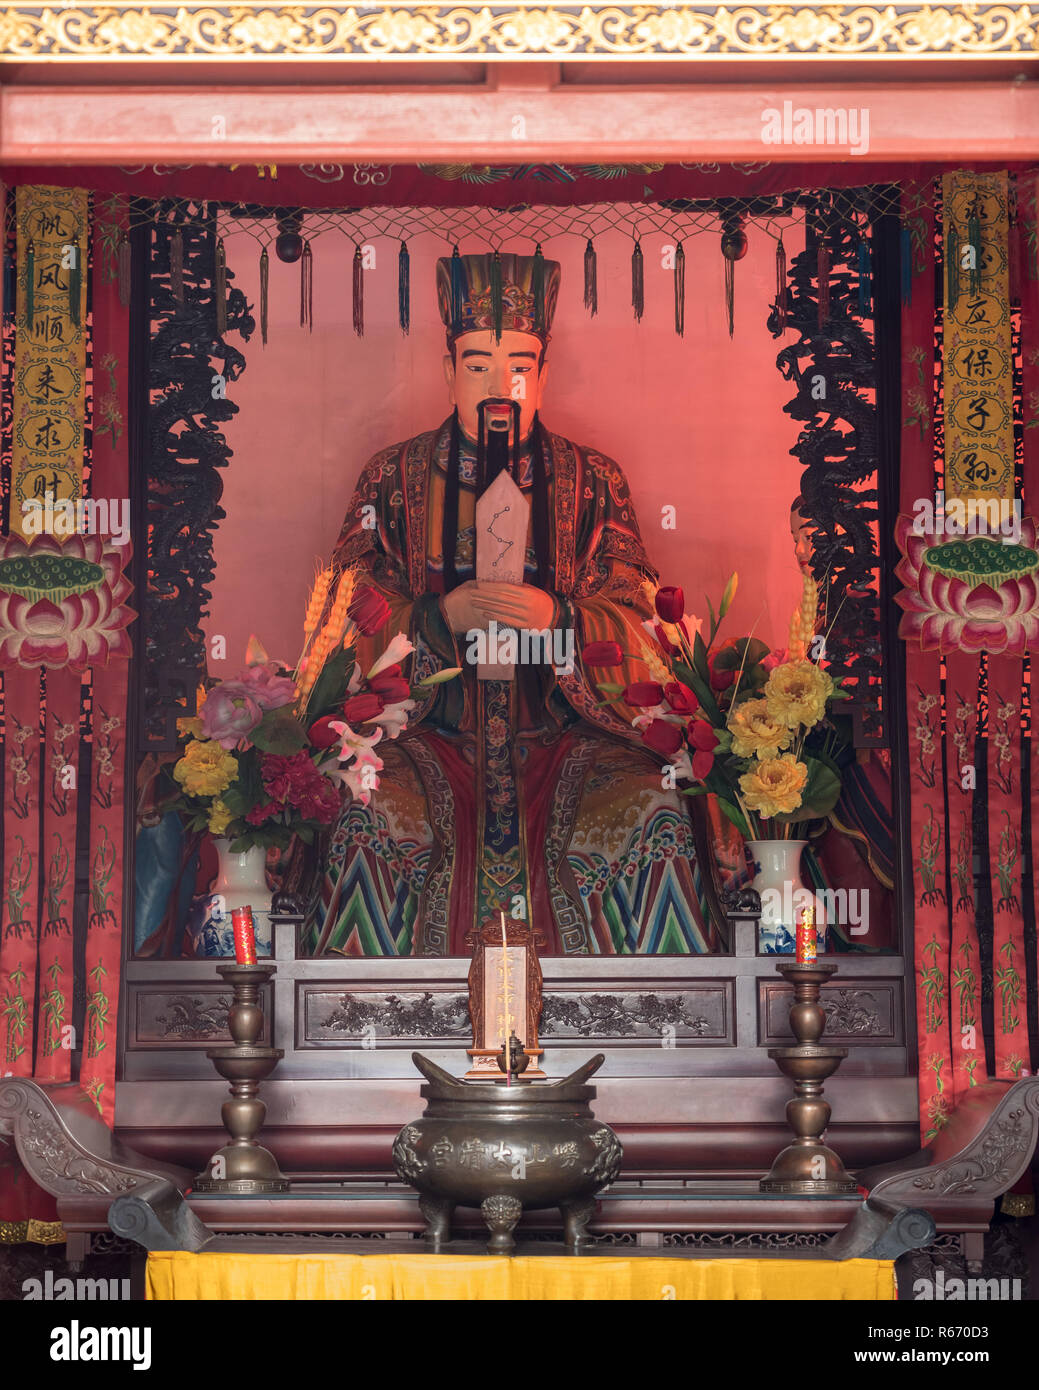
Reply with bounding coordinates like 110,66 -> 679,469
232,906 -> 257,964
796,906 -> 816,964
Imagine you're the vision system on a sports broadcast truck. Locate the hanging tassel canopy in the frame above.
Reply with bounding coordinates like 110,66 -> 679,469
966,201 -> 982,296
117,233 -> 132,308
775,236 -> 787,331
532,243 -> 546,334
673,240 -> 685,336
857,236 -> 872,316
490,248 -> 503,342
946,218 -> 960,313
721,222 -> 747,339
398,240 -> 410,334
352,243 -> 364,337
215,236 -> 227,335
900,223 -> 913,306
449,244 -> 464,337
816,235 -> 831,329
300,239 -> 313,331
583,238 -> 598,318
259,246 -> 269,346
170,227 -> 184,306
631,239 -> 644,322
25,238 -> 34,333
67,239 -> 81,328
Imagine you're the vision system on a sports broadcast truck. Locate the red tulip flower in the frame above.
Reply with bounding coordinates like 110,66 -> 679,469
583,640 -> 624,667
691,749 -> 715,780
641,719 -> 684,757
649,622 -> 679,657
688,719 -> 717,752
367,673 -> 411,703
654,586 -> 685,623
308,716 -> 342,750
664,681 -> 698,715
708,657 -> 736,691
623,681 -> 664,708
349,585 -> 392,636
342,691 -> 385,723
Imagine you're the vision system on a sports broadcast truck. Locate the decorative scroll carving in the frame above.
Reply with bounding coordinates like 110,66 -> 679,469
140,203 -> 254,748
911,1110 -> 1030,1196
316,991 -> 470,1039
3,6 -> 1037,61
156,994 -> 231,1039
770,191 -> 886,745
540,991 -> 724,1039
822,989 -> 883,1035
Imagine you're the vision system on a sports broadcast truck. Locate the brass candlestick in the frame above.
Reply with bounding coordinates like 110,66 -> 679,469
194,963 -> 289,1194
760,960 -> 857,1194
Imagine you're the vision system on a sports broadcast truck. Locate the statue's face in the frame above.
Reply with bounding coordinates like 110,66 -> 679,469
444,328 -> 548,441
790,505 -> 813,569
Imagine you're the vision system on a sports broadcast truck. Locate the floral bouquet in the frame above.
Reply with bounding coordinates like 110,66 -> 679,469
167,567 -> 459,853
582,573 -> 849,839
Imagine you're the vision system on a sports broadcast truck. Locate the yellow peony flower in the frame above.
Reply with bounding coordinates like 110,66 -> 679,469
763,659 -> 833,731
207,798 -> 233,837
173,739 -> 238,799
176,716 -> 205,740
727,698 -> 793,760
739,754 -> 808,819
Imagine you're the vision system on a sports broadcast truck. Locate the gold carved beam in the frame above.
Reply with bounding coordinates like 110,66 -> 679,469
1,4 -> 1038,63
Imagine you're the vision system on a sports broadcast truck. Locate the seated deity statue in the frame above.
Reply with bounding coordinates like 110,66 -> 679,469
304,252 -> 723,956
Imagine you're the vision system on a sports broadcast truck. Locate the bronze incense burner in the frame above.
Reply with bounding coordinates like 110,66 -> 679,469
393,1052 -> 622,1253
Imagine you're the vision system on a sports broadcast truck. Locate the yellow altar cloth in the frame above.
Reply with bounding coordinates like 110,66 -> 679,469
147,1251 -> 895,1301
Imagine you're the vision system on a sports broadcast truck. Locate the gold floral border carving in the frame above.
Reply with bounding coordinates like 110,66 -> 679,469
1,4 -> 1039,62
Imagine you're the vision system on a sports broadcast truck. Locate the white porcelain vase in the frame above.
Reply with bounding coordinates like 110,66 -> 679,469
185,838 -> 273,958
746,838 -> 825,956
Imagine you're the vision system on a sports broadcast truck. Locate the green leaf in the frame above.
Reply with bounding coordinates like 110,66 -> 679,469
683,666 -> 720,723
305,641 -> 354,720
706,595 -> 718,645
597,681 -> 624,695
251,709 -> 309,755
714,637 -> 769,671
774,756 -> 842,824
692,630 -> 711,684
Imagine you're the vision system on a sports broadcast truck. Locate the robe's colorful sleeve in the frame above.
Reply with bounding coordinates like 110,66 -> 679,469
557,450 -> 664,737
330,446 -> 467,730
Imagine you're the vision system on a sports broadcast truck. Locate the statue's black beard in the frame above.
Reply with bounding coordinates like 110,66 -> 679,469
442,405 -> 552,595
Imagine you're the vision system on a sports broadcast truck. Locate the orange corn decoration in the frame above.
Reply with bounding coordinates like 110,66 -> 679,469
304,565 -> 333,636
788,570 -> 818,660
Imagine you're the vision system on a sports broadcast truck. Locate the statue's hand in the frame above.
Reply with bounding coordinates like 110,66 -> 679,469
441,581 -> 489,634
469,582 -> 556,630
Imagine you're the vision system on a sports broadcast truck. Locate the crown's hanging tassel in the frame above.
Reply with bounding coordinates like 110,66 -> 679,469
631,239 -> 644,322
352,243 -> 364,337
490,248 -> 503,343
966,202 -> 982,296
169,227 -> 184,306
946,218 -> 959,313
673,241 -> 685,336
259,245 -> 269,346
25,238 -> 34,334
449,244 -> 464,336
583,238 -> 598,318
816,236 -> 830,329
857,235 -> 872,316
900,223 -> 913,306
775,236 -> 787,331
300,239 -> 313,331
532,243 -> 546,334
215,236 -> 227,335
117,232 -> 132,308
67,239 -> 81,327
398,240 -> 410,334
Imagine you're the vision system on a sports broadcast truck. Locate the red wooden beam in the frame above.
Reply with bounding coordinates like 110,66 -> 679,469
2,79 -> 1038,164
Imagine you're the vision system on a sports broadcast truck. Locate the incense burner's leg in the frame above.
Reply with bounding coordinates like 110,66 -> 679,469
481,1194 -> 523,1254
419,1195 -> 453,1251
562,1197 -> 596,1251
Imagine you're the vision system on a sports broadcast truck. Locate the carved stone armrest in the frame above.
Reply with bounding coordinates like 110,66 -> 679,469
0,1077 -> 192,1200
